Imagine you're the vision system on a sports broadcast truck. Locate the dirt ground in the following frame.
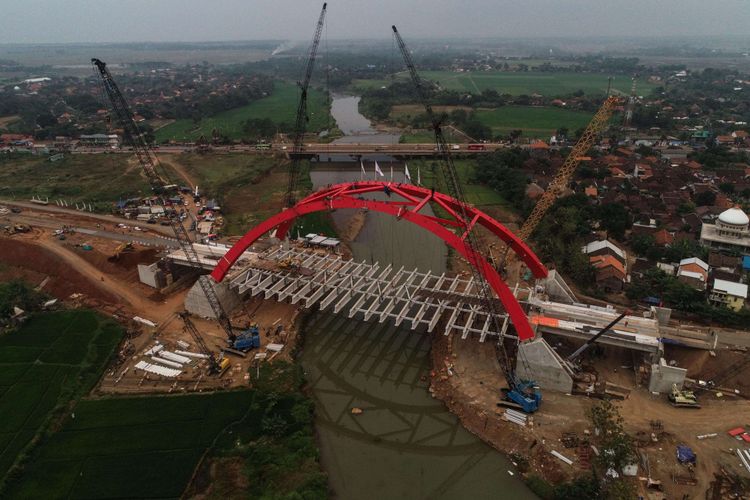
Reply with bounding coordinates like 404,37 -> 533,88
5,205 -> 750,498
429,332 -> 750,499
0,224 -> 300,396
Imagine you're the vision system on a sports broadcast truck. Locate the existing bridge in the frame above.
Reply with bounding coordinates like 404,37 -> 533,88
286,142 -> 504,159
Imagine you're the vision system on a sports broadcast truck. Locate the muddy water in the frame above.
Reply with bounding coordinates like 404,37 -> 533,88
310,168 -> 446,271
299,96 -> 536,499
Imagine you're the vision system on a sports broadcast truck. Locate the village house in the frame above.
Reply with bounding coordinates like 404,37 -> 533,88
677,257 -> 709,290
709,279 -> 748,312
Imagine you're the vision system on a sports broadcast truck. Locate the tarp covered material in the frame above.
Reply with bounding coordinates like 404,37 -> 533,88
676,445 -> 696,464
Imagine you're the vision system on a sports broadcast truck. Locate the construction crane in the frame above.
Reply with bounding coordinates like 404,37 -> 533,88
496,94 -> 619,274
623,76 -> 638,128
515,95 -> 619,246
285,2 -> 327,208
393,25 -> 540,413
566,310 -> 628,364
179,312 -> 230,375
92,58 -> 235,341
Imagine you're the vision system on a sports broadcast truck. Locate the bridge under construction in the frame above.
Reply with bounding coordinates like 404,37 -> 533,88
144,241 -> 703,395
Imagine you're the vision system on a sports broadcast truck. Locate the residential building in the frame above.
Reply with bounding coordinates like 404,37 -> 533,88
589,254 -> 627,292
582,240 -> 628,292
709,279 -> 748,312
78,134 -> 120,147
677,257 -> 709,290
700,207 -> 750,254
581,239 -> 627,265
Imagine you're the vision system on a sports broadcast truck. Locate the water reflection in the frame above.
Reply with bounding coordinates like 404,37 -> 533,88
301,312 -> 537,500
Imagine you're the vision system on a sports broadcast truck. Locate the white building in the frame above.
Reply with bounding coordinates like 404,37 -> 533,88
700,207 -> 750,254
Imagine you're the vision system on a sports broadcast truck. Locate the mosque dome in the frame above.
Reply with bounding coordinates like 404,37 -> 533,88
718,207 -> 749,226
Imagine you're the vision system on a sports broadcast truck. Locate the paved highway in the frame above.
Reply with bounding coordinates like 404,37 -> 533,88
68,142 -> 510,156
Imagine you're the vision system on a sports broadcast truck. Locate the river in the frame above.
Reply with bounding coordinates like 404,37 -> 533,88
298,95 -> 536,499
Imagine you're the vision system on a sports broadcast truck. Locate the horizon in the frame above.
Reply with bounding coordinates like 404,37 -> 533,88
2,0 -> 749,45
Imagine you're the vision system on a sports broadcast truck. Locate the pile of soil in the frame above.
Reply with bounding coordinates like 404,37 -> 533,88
72,246 -> 159,283
0,238 -> 119,303
666,345 -> 750,392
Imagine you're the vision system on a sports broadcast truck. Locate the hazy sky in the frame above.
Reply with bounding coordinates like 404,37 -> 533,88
1,0 -> 749,43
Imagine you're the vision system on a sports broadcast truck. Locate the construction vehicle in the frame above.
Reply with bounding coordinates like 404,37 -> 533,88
278,256 -> 302,272
669,384 -> 700,408
5,223 -> 31,235
232,324 -> 261,352
392,26 -> 540,413
499,94 -> 620,270
92,58 -> 236,342
566,310 -> 628,369
178,312 -> 229,376
284,2 -> 327,208
109,241 -> 134,261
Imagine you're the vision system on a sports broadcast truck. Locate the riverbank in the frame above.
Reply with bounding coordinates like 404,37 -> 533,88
428,332 -> 570,491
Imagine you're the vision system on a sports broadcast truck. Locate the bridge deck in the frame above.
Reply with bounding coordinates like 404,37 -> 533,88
165,244 -> 665,352
229,247 -> 514,341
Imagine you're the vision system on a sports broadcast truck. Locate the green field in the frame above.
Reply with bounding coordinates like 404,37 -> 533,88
155,81 -> 333,143
4,391 -> 254,499
1,310 -> 325,498
474,105 -> 594,138
175,153 -> 285,235
0,154 -> 151,210
353,70 -> 654,97
0,311 -> 123,486
399,130 -> 435,144
420,70 -> 655,97
407,158 -> 510,209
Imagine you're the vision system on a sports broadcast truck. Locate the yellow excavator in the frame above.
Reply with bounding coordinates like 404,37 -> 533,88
669,384 -> 700,408
109,241 -> 134,261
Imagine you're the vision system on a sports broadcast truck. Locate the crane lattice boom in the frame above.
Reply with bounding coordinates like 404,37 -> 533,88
92,58 -> 235,339
285,2 -> 327,207
392,25 -> 518,385
517,96 -> 619,243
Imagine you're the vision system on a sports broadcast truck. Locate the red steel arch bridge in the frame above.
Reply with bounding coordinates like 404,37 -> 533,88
210,181 -> 548,341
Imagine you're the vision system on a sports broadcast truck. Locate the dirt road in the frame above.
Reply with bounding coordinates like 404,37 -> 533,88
158,154 -> 196,189
0,200 -> 174,236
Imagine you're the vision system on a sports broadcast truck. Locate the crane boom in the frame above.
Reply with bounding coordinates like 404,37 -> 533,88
285,2 -> 327,207
179,312 -> 221,373
392,26 -> 537,411
623,76 -> 638,128
91,58 -> 235,340
516,96 -> 619,243
566,311 -> 628,362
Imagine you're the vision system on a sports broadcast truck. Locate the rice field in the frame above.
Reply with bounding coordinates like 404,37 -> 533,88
0,311 -> 123,485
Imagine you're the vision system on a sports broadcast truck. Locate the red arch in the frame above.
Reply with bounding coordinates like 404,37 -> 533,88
210,181 -> 547,341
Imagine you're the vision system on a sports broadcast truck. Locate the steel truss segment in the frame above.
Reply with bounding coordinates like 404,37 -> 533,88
395,271 -> 432,326
333,263 -> 380,314
379,267 -> 419,323
412,273 -> 444,329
